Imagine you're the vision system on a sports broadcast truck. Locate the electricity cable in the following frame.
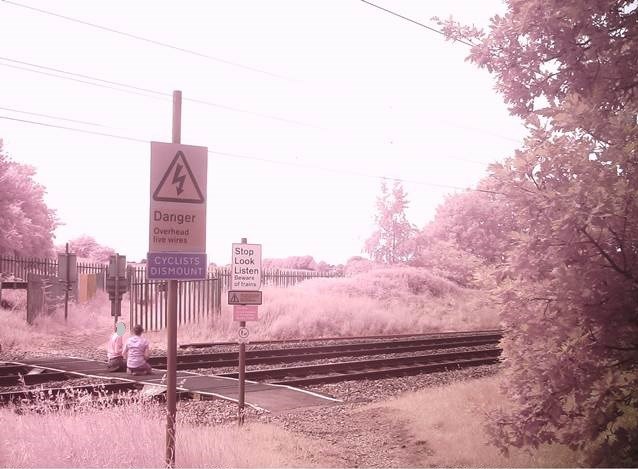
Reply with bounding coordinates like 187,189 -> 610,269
0,57 -> 319,128
0,56 -> 519,145
0,114 -> 499,194
359,0 -> 475,47
0,0 -> 293,82
0,106 -> 111,128
1,104 -> 491,167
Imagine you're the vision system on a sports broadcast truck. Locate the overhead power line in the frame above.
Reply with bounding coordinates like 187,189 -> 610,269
0,57 -> 318,128
1,0 -> 294,82
0,106 -> 111,128
0,56 -> 520,146
359,0 -> 475,47
0,114 -> 498,194
1,104 -> 493,167
0,115 -> 147,143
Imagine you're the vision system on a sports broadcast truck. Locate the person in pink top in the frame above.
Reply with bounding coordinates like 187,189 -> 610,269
123,324 -> 153,375
106,322 -> 125,372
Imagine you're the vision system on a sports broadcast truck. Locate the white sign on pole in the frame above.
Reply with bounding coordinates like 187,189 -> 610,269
149,142 -> 208,254
231,243 -> 262,291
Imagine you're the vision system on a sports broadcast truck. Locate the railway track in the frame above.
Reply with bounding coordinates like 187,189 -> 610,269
149,331 -> 502,371
180,329 -> 502,348
218,347 -> 501,386
1,330 -> 503,400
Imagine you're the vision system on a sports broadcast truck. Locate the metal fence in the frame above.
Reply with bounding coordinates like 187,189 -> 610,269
128,271 -> 223,331
0,256 -> 107,285
126,266 -> 341,330
1,256 -> 341,331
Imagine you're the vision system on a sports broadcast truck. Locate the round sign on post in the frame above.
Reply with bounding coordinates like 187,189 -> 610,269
238,326 -> 249,343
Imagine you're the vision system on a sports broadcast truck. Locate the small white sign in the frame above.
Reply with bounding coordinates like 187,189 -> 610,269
231,243 -> 262,291
238,326 -> 250,343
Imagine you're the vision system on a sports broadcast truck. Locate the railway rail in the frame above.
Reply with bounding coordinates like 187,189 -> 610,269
218,347 -> 501,386
149,331 -> 502,370
1,330 -> 503,402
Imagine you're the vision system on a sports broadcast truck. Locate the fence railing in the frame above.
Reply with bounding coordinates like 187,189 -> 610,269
128,266 -> 340,290
128,272 -> 223,331
0,256 -> 107,284
1,256 -> 341,331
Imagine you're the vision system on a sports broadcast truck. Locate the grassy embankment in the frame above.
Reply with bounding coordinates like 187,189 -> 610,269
0,266 -> 583,467
1,266 -> 498,354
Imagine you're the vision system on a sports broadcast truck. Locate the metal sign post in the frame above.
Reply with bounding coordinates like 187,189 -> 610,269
107,254 -> 127,323
58,244 -> 77,321
64,243 -> 70,321
147,91 -> 207,467
230,237 -> 262,425
238,237 -> 247,425
165,90 -> 181,469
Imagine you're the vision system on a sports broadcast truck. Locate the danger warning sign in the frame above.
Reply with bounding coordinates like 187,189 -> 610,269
149,142 -> 208,255
153,151 -> 205,204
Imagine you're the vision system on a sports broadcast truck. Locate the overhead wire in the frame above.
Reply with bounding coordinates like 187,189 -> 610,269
0,3 -> 513,183
0,56 -> 519,147
0,106 -> 111,128
359,0 -> 476,47
0,0 -> 294,82
0,57 -> 320,128
0,114 -> 499,194
0,103 -> 492,167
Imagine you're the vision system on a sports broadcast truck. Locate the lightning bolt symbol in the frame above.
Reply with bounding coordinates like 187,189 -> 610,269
172,163 -> 186,195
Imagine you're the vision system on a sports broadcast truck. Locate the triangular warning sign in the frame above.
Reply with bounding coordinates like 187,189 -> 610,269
230,293 -> 239,303
153,151 -> 205,203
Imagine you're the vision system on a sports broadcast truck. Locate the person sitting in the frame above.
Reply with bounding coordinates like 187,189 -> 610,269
123,324 -> 153,376
106,323 -> 125,372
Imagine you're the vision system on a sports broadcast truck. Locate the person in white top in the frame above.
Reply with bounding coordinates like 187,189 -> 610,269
106,322 -> 125,372
123,324 -> 152,375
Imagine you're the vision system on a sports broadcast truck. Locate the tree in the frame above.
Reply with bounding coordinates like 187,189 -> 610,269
0,140 -> 57,258
439,0 -> 638,464
364,180 -> 416,264
413,187 -> 521,286
67,235 -> 115,262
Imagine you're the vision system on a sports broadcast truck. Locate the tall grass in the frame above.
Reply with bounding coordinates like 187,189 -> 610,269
368,374 -> 584,467
1,266 -> 499,353
0,290 -> 139,356
220,266 -> 498,341
0,395 -> 318,468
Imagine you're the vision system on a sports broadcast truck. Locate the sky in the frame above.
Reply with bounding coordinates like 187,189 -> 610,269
0,0 -> 527,266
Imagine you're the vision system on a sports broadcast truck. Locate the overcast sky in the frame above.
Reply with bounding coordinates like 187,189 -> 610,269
0,0 -> 527,265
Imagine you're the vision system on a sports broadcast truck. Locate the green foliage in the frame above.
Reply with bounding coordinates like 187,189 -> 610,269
439,0 -> 638,465
66,235 -> 115,262
364,180 -> 416,264
0,140 -> 58,257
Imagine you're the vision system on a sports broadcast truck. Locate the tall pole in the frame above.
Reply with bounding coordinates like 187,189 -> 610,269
114,253 -> 119,325
166,90 -> 181,468
238,237 -> 247,425
64,242 -> 69,321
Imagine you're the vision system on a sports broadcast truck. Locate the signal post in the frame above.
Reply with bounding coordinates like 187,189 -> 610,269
229,238 -> 262,424
148,91 -> 208,468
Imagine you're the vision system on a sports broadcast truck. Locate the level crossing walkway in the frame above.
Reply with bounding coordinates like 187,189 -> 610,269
6,356 -> 340,412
